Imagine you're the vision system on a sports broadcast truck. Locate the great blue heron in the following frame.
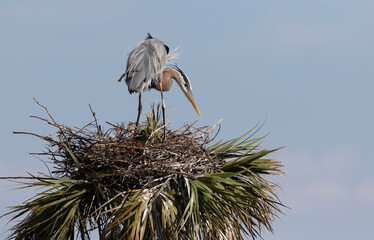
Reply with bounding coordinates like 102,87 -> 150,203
118,33 -> 201,135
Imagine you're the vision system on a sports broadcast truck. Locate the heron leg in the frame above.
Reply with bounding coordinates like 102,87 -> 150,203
135,93 -> 142,129
160,84 -> 166,141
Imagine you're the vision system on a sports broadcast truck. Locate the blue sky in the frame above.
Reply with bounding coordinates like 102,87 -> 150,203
1,1 -> 374,239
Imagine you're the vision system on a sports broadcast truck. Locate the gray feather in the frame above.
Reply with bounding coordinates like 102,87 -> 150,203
125,36 -> 169,94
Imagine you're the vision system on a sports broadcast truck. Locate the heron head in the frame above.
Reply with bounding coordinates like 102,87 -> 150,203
171,66 -> 201,117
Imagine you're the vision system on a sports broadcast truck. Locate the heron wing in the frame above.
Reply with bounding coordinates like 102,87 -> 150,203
125,38 -> 168,93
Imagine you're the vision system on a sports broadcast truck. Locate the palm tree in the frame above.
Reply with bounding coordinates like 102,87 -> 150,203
1,102 -> 284,240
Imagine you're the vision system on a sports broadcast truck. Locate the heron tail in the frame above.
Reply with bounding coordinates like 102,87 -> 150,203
118,72 -> 126,82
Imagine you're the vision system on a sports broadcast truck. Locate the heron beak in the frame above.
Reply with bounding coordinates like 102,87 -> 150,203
171,66 -> 201,117
185,89 -> 201,117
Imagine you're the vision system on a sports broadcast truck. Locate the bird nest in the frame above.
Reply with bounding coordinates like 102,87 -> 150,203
18,102 -> 220,192
43,122 -> 217,193
4,100 -> 284,240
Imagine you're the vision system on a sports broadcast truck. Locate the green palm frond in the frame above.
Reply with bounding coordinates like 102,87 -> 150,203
5,175 -> 94,240
137,104 -> 164,143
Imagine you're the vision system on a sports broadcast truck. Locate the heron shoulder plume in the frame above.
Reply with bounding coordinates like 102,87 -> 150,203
164,44 -> 170,54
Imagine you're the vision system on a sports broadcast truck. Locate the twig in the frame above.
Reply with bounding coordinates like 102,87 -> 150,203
12,131 -> 57,143
30,115 -> 56,127
198,119 -> 222,138
33,98 -> 57,124
89,104 -> 102,135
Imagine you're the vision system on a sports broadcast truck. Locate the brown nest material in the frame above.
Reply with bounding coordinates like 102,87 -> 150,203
16,100 -> 221,192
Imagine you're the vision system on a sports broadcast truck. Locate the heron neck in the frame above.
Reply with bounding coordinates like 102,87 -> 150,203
164,68 -> 183,86
153,69 -> 174,91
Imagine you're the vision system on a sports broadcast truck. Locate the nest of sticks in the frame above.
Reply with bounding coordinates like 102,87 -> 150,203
18,101 -> 221,192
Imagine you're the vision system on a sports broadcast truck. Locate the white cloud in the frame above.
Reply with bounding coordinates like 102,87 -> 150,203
304,181 -> 346,201
276,146 -> 366,215
355,180 -> 374,205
